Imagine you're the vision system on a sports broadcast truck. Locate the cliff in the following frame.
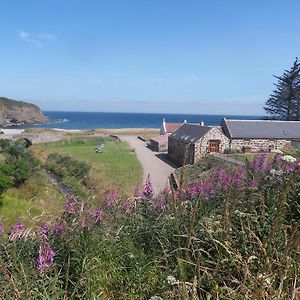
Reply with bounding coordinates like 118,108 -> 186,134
0,97 -> 48,127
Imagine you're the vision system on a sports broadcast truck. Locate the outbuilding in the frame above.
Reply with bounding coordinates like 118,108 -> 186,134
221,119 -> 300,152
168,124 -> 229,166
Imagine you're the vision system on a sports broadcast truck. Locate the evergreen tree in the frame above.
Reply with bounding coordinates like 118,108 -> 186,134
264,58 -> 300,120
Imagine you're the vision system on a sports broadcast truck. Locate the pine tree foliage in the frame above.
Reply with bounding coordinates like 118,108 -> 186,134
264,58 -> 300,120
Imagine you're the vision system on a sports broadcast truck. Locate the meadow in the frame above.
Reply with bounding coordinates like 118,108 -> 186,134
0,152 -> 299,299
30,137 -> 143,196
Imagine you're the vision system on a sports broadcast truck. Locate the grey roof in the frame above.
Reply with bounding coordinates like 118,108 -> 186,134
223,119 -> 300,139
170,123 -> 212,144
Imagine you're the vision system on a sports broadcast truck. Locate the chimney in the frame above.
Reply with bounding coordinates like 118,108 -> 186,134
160,118 -> 167,135
200,120 -> 205,126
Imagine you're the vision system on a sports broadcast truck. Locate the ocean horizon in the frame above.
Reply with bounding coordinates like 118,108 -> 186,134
11,111 -> 263,130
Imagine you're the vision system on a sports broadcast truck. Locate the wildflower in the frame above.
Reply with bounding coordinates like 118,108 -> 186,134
144,175 -> 153,198
52,221 -> 64,235
167,275 -> 179,285
134,186 -> 144,198
106,187 -> 118,208
281,155 -> 297,163
38,240 -> 54,274
155,195 -> 165,214
163,185 -> 170,195
40,223 -> 49,238
122,200 -> 133,213
249,179 -> 257,189
215,167 -> 224,180
9,220 -> 25,241
64,198 -> 76,214
90,206 -> 102,223
252,153 -> 268,171
234,168 -> 245,186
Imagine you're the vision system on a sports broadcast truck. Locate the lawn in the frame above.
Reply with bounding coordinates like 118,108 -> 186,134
30,137 -> 143,197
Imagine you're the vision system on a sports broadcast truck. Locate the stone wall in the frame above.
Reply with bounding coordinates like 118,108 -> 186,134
194,127 -> 230,162
230,139 -> 291,152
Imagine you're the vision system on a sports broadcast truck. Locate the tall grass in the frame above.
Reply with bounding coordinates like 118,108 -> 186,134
0,153 -> 299,299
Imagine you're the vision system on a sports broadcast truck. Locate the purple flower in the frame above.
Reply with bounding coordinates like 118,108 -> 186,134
79,216 -> 89,229
123,200 -> 133,213
249,179 -> 257,189
0,223 -> 4,235
106,187 -> 118,208
252,153 -> 268,171
215,167 -> 224,180
155,195 -> 165,214
40,223 -> 49,238
144,175 -> 153,198
52,221 -> 64,235
38,240 -> 54,274
90,207 -> 102,223
64,199 -> 76,214
134,186 -> 144,198
163,185 -> 170,195
9,220 -> 25,241
234,168 -> 245,186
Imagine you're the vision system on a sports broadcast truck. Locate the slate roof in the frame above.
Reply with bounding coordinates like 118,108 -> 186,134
222,119 -> 300,139
170,123 -> 212,144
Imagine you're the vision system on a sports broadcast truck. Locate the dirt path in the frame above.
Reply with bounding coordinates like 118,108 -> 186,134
120,136 -> 176,194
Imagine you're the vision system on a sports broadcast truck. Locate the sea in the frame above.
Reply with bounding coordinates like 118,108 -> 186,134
12,111 -> 262,130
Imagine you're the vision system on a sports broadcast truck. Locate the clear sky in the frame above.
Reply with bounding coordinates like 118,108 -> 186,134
1,0 -> 300,115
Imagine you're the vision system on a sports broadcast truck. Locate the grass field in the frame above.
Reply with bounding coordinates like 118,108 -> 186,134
30,137 -> 143,197
2,170 -> 66,227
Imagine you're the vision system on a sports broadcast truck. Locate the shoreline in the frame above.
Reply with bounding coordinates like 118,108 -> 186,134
0,127 -> 160,144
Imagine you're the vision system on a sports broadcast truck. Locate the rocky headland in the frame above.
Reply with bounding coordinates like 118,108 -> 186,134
0,97 -> 48,127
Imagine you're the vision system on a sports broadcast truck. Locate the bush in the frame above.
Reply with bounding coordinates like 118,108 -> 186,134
46,153 -> 91,179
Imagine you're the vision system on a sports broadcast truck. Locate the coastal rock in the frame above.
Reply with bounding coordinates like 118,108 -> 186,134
0,97 -> 48,127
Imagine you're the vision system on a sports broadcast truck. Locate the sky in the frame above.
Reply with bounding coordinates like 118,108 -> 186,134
1,0 -> 300,115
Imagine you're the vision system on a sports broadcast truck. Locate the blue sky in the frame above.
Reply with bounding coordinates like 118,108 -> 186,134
1,0 -> 300,115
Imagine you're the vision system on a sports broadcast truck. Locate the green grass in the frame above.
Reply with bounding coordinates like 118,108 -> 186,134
0,196 -> 41,228
2,170 -> 66,227
175,157 -> 232,187
31,138 -> 143,196
227,152 -> 275,163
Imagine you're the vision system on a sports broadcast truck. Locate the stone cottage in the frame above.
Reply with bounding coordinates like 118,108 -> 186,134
221,118 -> 300,152
168,123 -> 229,166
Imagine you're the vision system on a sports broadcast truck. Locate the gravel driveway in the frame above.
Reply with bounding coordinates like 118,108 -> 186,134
120,136 -> 176,194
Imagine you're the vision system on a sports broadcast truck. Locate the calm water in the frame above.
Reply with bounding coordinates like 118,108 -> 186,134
13,111 -> 262,130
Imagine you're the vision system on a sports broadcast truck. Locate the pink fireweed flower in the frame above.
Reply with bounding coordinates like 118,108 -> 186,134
155,196 -> 165,214
40,223 -> 49,238
163,185 -> 170,195
38,240 -> 54,274
252,153 -> 268,171
249,179 -> 257,189
90,207 -> 102,223
52,221 -> 64,235
105,187 -> 118,208
215,167 -> 224,180
144,175 -> 153,198
9,220 -> 25,241
122,200 -> 133,213
233,168 -> 245,186
134,186 -> 144,198
64,199 -> 76,214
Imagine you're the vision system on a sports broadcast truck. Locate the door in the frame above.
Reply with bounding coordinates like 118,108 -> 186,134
208,140 -> 220,153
